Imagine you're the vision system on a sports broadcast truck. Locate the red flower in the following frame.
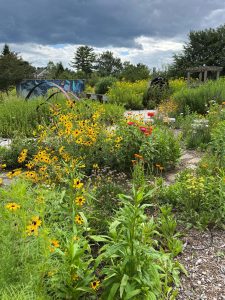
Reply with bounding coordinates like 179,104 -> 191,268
147,112 -> 155,117
127,121 -> 135,125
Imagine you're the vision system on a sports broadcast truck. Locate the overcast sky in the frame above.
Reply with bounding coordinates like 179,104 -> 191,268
0,0 -> 225,69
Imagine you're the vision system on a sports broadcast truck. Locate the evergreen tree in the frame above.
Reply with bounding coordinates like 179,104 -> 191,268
71,45 -> 96,76
55,62 -> 64,78
2,44 -> 10,56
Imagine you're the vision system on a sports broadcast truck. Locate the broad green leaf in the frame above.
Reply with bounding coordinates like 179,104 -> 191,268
120,274 -> 129,298
124,289 -> 141,299
89,235 -> 111,242
107,283 -> 120,300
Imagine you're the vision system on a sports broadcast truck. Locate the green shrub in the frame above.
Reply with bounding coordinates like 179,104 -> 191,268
95,76 -> 116,94
107,80 -> 147,109
179,114 -> 211,149
75,100 -> 125,125
173,78 -> 225,114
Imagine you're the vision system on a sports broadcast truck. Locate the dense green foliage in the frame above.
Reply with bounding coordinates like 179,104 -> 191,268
120,62 -> 150,82
96,51 -> 123,77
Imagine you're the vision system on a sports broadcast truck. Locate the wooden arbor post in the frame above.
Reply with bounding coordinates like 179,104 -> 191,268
186,66 -> 223,83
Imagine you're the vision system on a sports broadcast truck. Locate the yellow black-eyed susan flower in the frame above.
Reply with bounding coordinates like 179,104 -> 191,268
91,280 -> 100,290
73,179 -> 83,189
75,195 -> 85,206
75,214 -> 84,225
5,202 -> 20,211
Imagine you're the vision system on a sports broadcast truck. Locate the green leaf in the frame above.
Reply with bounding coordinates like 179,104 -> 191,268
89,235 -> 111,242
120,274 -> 129,298
124,289 -> 141,300
107,283 -> 120,300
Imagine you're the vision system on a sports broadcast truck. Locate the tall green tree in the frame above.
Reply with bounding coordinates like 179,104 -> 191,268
170,24 -> 225,77
0,44 -> 35,93
96,51 -> 123,77
71,45 -> 96,76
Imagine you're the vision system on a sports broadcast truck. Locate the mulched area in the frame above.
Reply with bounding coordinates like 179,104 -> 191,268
177,228 -> 225,300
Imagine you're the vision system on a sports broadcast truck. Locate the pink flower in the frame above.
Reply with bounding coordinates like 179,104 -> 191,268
127,121 -> 135,125
139,126 -> 147,132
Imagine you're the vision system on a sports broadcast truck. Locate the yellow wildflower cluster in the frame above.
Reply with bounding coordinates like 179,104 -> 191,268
158,99 -> 178,118
18,149 -> 28,163
107,80 -> 148,106
26,216 -> 42,236
169,78 -> 186,92
7,168 -> 22,178
186,174 -> 205,197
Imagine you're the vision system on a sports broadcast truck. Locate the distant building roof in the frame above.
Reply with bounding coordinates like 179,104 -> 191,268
35,68 -> 49,79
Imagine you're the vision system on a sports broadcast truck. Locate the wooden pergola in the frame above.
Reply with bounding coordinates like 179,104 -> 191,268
186,66 -> 223,83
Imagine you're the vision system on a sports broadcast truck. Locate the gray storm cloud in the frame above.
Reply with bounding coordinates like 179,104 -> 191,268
0,0 -> 224,47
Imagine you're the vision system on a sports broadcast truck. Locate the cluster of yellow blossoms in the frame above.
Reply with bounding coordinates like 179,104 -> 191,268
26,216 -> 42,236
185,174 -> 205,197
17,149 -> 28,163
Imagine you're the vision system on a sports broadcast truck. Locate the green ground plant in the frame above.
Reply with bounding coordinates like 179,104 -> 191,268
95,184 -> 185,300
158,169 -> 225,229
140,126 -> 181,173
210,120 -> 225,167
0,95 -> 65,137
178,114 -> 211,150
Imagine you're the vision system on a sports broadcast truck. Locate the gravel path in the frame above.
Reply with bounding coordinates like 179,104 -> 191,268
178,228 -> 225,300
165,149 -> 203,185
